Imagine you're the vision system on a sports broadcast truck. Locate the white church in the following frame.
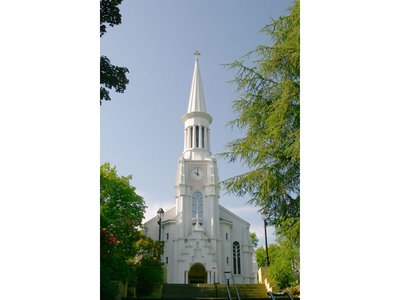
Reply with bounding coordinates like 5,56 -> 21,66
144,53 -> 257,285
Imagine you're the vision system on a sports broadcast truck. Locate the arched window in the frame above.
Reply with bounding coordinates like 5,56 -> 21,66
192,191 -> 203,225
233,241 -> 241,274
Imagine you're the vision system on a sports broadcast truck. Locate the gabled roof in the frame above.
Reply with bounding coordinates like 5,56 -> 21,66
219,205 -> 251,227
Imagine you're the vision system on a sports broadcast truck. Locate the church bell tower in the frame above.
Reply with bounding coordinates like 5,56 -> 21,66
144,52 -> 256,284
176,51 -> 220,237
173,52 -> 221,283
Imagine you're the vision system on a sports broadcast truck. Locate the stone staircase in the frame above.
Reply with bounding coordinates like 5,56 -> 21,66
161,283 -> 290,299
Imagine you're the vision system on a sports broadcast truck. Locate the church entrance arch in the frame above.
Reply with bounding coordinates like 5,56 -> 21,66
188,263 -> 207,284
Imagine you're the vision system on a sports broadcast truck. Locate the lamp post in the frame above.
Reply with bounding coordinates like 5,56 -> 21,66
157,208 -> 164,242
261,211 -> 270,266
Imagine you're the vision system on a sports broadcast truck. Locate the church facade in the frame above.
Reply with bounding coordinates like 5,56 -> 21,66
144,54 -> 257,284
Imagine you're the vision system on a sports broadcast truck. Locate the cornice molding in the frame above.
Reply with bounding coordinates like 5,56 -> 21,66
182,111 -> 213,124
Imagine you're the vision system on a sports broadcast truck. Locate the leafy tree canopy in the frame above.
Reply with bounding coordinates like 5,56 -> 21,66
133,234 -> 164,296
100,162 -> 145,245
100,163 -> 146,297
100,0 -> 123,37
100,56 -> 129,103
268,241 -> 299,289
100,0 -> 129,104
255,240 -> 299,290
255,246 -> 267,268
250,232 -> 259,248
221,0 -> 300,243
100,163 -> 164,299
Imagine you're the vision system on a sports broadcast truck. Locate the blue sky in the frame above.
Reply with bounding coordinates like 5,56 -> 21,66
101,0 -> 293,247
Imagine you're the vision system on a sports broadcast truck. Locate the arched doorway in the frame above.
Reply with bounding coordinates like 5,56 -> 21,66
188,263 -> 207,284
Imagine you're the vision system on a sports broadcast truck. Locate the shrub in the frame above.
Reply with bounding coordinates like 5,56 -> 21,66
285,284 -> 300,296
135,258 -> 163,296
100,266 -> 119,300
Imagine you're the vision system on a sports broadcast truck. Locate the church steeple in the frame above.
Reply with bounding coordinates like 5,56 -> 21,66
182,52 -> 213,159
187,51 -> 207,113
145,51 -> 254,285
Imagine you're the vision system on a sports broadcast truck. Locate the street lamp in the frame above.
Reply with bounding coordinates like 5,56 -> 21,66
261,210 -> 270,266
157,208 -> 164,242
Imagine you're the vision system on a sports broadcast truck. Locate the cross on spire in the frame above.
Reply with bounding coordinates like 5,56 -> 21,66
194,50 -> 201,60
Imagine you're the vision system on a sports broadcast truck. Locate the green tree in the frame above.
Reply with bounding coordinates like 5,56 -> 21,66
255,241 -> 299,290
100,0 -> 129,104
255,246 -> 267,268
221,0 -> 300,244
134,235 -> 164,296
268,241 -> 299,289
100,163 -> 146,298
221,1 -> 300,290
250,232 -> 259,248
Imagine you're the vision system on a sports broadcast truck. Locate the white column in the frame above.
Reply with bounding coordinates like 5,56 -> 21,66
207,128 -> 211,151
187,128 -> 190,150
188,128 -> 190,150
211,217 -> 214,237
184,128 -> 187,150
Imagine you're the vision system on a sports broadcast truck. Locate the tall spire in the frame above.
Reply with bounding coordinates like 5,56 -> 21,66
182,51 -> 212,159
187,51 -> 207,113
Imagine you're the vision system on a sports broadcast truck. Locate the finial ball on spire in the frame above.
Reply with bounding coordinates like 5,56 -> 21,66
194,50 -> 201,60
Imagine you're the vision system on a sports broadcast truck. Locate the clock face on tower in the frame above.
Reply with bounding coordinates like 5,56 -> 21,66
191,167 -> 204,181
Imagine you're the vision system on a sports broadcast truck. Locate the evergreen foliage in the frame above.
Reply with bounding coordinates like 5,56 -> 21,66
221,0 -> 300,290
221,0 -> 300,245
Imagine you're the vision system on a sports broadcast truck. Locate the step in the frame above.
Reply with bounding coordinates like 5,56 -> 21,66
161,283 -> 293,300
